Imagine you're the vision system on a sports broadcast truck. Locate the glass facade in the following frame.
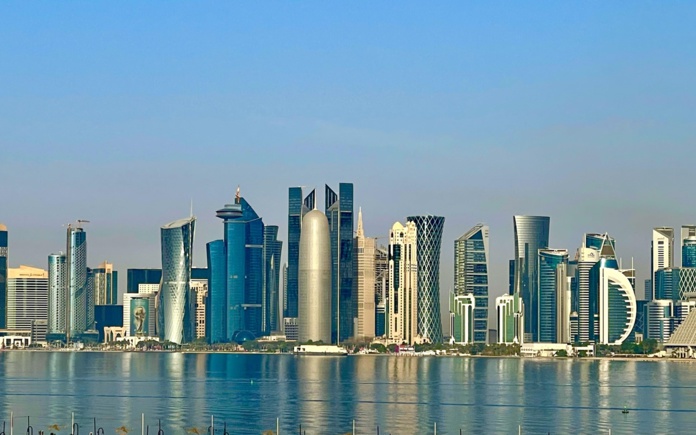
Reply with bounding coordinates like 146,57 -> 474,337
263,226 -> 282,334
513,216 -> 550,342
158,217 -> 195,344
127,269 -> 162,294
0,226 -> 7,330
206,239 -> 226,343
538,249 -> 568,343
407,215 -> 445,343
454,224 -> 489,343
599,267 -> 637,344
48,253 -> 67,335
286,187 -> 315,319
92,263 -> 118,305
66,225 -> 89,336
326,183 -> 354,343
94,304 -> 123,342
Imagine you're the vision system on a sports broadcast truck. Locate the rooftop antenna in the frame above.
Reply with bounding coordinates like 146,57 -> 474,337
235,185 -> 241,204
190,198 -> 193,218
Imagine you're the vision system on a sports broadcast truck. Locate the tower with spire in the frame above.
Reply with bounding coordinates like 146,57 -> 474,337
353,207 -> 376,341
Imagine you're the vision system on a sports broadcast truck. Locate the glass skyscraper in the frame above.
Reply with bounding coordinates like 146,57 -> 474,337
326,183 -> 354,343
92,262 -> 118,305
513,215 -> 550,342
538,249 -> 568,343
286,187 -> 315,320
263,225 -> 282,333
47,253 -> 67,336
407,215 -> 445,343
158,216 -> 195,344
66,224 -> 89,338
454,224 -> 489,343
206,239 -> 226,343
0,224 -> 7,330
127,269 -> 162,294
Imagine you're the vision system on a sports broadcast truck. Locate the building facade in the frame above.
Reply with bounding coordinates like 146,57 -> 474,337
681,225 -> 696,268
191,278 -> 208,340
66,224 -> 90,337
407,215 -> 445,343
450,292 -> 475,345
598,267 -> 637,345
0,224 -> 7,330
127,269 -> 162,294
651,227 -> 674,300
387,221 -> 419,345
6,266 -> 48,341
496,293 -> 524,344
513,215 -> 550,343
325,183 -> 354,343
263,225 -> 283,334
47,253 -> 67,336
646,299 -> 674,342
353,209 -> 375,341
286,187 -> 315,320
158,216 -> 195,344
123,293 -> 157,337
298,209 -> 332,343
92,262 -> 118,305
454,224 -> 489,343
538,249 -> 569,343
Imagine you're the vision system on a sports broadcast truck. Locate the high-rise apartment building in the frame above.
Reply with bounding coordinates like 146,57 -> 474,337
47,253 -> 67,336
191,278 -> 208,340
538,249 -> 569,343
158,216 -> 195,344
454,224 -> 489,343
286,187 -> 315,320
326,183 -> 354,343
513,216 -> 550,342
408,215 -> 445,343
681,225 -> 696,268
651,227 -> 674,300
387,221 -> 419,345
66,223 -> 90,338
0,224 -> 7,330
353,209 -> 375,341
92,262 -> 118,305
298,209 -> 332,344
7,266 -> 48,342
646,299 -> 674,342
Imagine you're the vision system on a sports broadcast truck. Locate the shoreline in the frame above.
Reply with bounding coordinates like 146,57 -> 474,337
3,348 -> 695,362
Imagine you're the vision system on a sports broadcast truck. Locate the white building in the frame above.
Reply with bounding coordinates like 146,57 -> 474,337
387,221 -> 419,345
652,228 -> 674,300
7,266 -> 48,342
353,208 -> 376,341
191,279 -> 208,340
598,267 -> 637,345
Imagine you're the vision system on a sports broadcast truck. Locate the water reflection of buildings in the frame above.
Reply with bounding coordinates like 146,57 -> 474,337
296,356 -> 351,433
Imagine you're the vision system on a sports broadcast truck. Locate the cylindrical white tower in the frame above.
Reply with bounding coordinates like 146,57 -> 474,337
298,209 -> 332,343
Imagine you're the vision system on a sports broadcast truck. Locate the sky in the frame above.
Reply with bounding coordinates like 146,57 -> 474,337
2,2 -> 696,327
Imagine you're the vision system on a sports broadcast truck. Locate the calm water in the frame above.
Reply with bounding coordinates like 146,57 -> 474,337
0,352 -> 694,434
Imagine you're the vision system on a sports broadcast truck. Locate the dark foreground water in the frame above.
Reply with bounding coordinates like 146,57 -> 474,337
0,352 -> 694,434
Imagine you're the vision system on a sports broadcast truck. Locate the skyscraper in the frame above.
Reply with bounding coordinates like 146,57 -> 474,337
127,269 -> 162,294
47,253 -> 67,337
210,190 -> 278,341
387,221 -> 419,345
158,216 -> 195,344
450,292 -> 475,344
513,215 -> 550,342
538,249 -> 569,343
407,215 -> 445,343
454,224 -> 489,343
206,239 -> 225,343
286,187 -> 315,320
263,225 -> 283,333
6,266 -> 48,342
298,209 -> 332,344
598,266 -> 637,345
353,208 -> 375,341
681,225 -> 696,268
573,245 -> 599,342
92,262 -> 118,305
651,227 -> 674,300
66,223 -> 89,338
326,183 -> 354,343
496,293 -> 524,344
0,224 -> 7,330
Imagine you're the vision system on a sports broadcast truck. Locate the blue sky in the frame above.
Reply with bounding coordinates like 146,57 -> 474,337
2,3 -> 696,318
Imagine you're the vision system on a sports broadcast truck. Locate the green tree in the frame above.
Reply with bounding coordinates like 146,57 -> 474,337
641,338 -> 658,355
387,344 -> 398,353
370,343 -> 387,353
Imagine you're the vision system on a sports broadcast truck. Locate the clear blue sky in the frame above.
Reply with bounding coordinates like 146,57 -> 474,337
2,3 -> 696,321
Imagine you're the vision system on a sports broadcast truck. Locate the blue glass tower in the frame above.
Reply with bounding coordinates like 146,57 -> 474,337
263,226 -> 282,333
158,216 -> 195,344
538,249 -> 569,343
286,187 -> 315,319
206,239 -> 226,343
127,269 -> 162,294
326,183 -> 354,343
454,224 -> 489,343
407,215 -> 445,343
513,215 -> 550,342
66,224 -> 89,339
0,224 -> 7,330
